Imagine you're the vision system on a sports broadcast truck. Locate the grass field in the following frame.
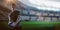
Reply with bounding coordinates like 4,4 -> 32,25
0,21 -> 60,30
21,22 -> 60,30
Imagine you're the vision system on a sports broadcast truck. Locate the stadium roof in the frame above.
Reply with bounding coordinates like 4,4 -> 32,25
18,0 -> 60,12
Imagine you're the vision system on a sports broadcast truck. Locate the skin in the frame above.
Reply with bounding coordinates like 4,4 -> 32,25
0,0 -> 23,30
0,0 -> 22,30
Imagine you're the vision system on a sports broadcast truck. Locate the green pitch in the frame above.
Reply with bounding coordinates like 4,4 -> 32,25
0,21 -> 60,30
20,22 -> 60,30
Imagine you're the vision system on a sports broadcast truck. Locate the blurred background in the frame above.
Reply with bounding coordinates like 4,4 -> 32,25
0,0 -> 60,30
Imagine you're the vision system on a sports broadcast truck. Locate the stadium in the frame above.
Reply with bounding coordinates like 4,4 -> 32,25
0,0 -> 60,30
